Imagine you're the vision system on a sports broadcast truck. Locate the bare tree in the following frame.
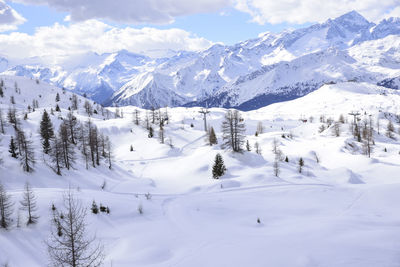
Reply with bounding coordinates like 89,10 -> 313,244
20,182 -> 39,225
71,94 -> 78,110
59,122 -> 75,170
221,110 -> 246,152
46,189 -> 104,267
254,142 -> 262,155
16,129 -> 35,172
386,120 -> 395,139
256,121 -> 264,135
0,183 -> 13,229
273,154 -> 280,177
134,109 -> 140,126
332,122 -> 341,137
50,136 -> 63,175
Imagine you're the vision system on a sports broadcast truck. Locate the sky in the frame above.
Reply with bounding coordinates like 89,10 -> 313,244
0,0 -> 399,63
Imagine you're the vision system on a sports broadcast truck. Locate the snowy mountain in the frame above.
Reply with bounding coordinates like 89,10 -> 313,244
1,11 -> 400,109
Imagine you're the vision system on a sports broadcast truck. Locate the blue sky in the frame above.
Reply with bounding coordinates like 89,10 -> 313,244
7,2 -> 309,45
0,0 -> 398,61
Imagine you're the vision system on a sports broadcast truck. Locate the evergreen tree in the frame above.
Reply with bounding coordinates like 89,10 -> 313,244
9,137 -> 18,158
0,81 -> 3,97
91,201 -> 98,214
20,182 -> 39,225
40,110 -> 54,154
55,104 -> 60,112
55,93 -> 60,102
148,126 -> 154,138
0,183 -> 14,229
212,153 -> 227,179
208,126 -> 218,146
298,157 -> 304,173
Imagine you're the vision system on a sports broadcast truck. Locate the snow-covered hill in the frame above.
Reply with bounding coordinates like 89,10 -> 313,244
1,11 -> 400,110
1,75 -> 400,266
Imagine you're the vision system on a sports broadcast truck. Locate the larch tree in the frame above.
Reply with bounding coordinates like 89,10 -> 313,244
221,110 -> 246,152
0,183 -> 14,229
46,189 -> 104,267
16,129 -> 35,172
0,108 -> 5,134
20,182 -> 39,225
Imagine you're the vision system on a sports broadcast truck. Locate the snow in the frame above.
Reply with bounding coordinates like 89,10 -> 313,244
1,11 -> 399,110
1,76 -> 400,266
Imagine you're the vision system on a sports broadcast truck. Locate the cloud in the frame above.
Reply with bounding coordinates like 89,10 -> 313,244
0,0 -> 26,31
234,0 -> 400,24
12,0 -> 232,24
0,20 -> 213,63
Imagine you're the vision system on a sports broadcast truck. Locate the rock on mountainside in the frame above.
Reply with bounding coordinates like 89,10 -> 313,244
1,11 -> 400,109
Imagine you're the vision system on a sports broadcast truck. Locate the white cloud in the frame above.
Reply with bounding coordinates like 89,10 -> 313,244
0,0 -> 25,31
12,0 -> 232,24
0,20 -> 213,63
234,0 -> 400,24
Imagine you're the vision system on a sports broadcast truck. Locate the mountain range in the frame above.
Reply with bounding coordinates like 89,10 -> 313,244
1,11 -> 400,110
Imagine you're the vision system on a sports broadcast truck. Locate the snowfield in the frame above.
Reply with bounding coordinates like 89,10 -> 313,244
0,76 -> 400,266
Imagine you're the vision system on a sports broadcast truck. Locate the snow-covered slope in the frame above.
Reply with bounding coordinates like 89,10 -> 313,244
1,11 -> 400,110
1,76 -> 400,266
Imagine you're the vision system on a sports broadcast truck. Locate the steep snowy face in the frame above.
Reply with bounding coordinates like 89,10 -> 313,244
111,11 -> 388,109
371,17 -> 400,40
187,48 -> 372,110
2,11 -> 400,110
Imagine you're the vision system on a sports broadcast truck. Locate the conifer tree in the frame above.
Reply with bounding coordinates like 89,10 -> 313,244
148,126 -> 154,138
50,136 -> 63,175
212,153 -> 227,179
386,120 -> 395,139
59,122 -> 75,170
0,108 -> 5,134
134,109 -> 140,125
20,182 -> 39,225
40,110 -> 54,154
0,81 -> 3,97
9,137 -> 18,158
55,93 -> 60,102
16,130 -> 35,172
46,189 -> 104,266
221,110 -> 245,152
298,157 -> 304,173
208,126 -> 218,146
55,104 -> 60,112
0,183 -> 13,229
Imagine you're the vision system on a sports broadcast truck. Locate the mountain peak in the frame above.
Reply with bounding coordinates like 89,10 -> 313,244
333,10 -> 371,27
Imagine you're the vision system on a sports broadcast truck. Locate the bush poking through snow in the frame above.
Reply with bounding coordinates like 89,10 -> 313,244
138,204 -> 143,215
91,201 -> 99,214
